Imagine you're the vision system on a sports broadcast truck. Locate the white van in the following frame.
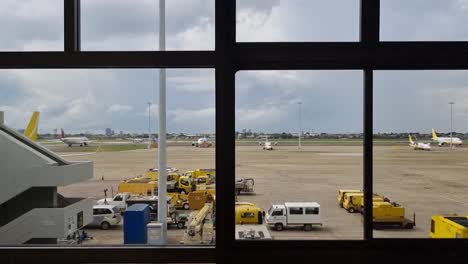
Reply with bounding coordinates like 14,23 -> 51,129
266,202 -> 322,231
89,205 -> 122,230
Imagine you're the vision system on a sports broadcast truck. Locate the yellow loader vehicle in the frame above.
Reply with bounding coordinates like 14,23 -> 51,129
188,190 -> 215,210
430,215 -> 468,238
372,201 -> 415,229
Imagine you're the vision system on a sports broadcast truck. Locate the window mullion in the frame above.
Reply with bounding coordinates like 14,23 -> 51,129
64,0 -> 81,52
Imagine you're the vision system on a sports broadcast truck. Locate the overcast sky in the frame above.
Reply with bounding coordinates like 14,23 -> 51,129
1,0 -> 468,134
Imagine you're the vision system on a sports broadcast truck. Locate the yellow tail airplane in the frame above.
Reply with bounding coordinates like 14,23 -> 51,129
23,111 -> 39,141
432,128 -> 463,147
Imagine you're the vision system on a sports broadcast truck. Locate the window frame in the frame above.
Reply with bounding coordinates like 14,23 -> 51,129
0,0 -> 468,263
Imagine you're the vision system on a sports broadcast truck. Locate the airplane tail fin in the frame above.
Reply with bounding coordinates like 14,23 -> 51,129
61,128 -> 65,139
432,129 -> 438,140
23,112 -> 39,141
408,135 -> 414,145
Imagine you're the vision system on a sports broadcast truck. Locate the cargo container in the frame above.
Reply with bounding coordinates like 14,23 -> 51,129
430,216 -> 468,238
124,204 -> 151,244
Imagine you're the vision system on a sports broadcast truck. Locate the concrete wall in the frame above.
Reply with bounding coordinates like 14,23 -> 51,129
0,187 -> 57,228
0,198 -> 93,245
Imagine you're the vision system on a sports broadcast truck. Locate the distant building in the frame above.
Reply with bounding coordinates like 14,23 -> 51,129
105,128 -> 112,137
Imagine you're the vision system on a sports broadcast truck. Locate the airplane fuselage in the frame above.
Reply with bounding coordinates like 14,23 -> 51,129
434,137 -> 463,146
263,142 -> 273,150
61,137 -> 90,147
411,142 -> 431,151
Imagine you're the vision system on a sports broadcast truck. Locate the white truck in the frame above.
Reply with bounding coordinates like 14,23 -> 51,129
265,202 -> 322,231
95,192 -> 132,213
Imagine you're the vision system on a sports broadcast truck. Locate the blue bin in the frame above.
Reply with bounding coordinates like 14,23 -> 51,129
124,204 -> 151,244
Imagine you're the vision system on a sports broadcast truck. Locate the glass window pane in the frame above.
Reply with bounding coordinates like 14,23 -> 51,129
374,70 -> 468,238
235,70 -> 363,240
0,0 -> 63,51
237,0 -> 360,42
0,69 -> 215,246
381,0 -> 468,41
81,0 -> 215,51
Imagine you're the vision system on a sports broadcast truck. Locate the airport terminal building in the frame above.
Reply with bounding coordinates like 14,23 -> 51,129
0,112 -> 93,244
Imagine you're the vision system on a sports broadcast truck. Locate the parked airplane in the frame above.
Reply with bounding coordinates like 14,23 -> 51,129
432,129 -> 463,147
192,137 -> 212,148
126,137 -> 145,143
23,111 -> 39,141
259,136 -> 277,150
61,128 -> 91,147
408,135 -> 431,151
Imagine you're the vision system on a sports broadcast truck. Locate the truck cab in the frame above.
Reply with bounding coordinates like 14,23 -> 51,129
266,202 -> 322,231
177,176 -> 195,194
96,192 -> 132,212
342,193 -> 363,213
337,189 -> 361,207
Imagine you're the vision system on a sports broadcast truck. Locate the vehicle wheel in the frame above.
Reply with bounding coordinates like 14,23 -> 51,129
348,207 -> 356,213
100,221 -> 110,230
68,144 -> 72,147
275,223 -> 284,231
183,203 -> 190,210
304,224 -> 312,231
177,222 -> 185,229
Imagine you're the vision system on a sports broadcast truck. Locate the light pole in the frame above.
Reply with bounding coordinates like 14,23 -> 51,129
298,102 -> 302,149
157,0 -> 168,245
148,102 -> 152,149
449,102 -> 454,150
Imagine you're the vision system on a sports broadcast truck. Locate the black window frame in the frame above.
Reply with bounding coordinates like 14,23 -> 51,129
1,0 -> 468,263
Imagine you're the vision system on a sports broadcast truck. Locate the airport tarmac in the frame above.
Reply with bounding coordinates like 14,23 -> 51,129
57,145 -> 468,244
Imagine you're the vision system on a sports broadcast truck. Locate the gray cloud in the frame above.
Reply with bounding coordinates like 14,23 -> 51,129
2,1 -> 468,135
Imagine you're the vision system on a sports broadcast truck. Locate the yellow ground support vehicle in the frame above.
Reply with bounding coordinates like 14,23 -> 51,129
176,175 -> 216,194
337,189 -> 362,207
194,175 -> 215,185
372,202 -> 415,229
177,175 -> 196,194
342,193 -> 384,213
235,202 -> 264,225
117,178 -> 157,196
430,216 -> 468,238
188,190 -> 215,210
168,193 -> 190,210
144,167 -> 179,179
184,169 -> 216,179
